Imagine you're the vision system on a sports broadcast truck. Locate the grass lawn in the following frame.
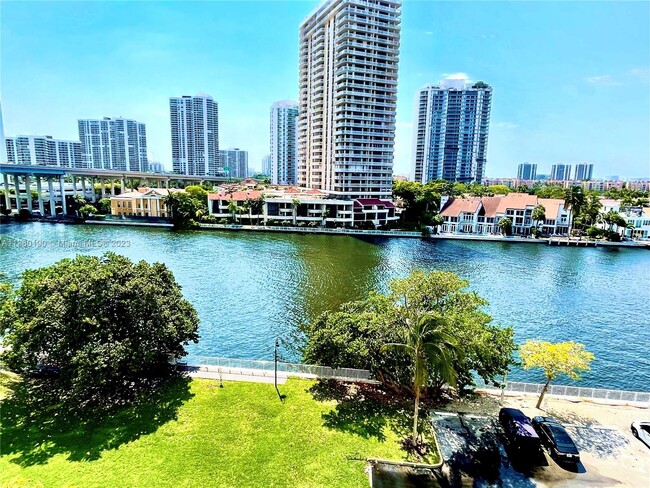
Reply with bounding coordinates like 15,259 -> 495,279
1,377 -> 437,488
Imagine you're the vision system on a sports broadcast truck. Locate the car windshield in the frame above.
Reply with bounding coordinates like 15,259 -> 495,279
549,424 -> 575,448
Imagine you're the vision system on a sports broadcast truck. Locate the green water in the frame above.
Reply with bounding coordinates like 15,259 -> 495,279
1,222 -> 649,391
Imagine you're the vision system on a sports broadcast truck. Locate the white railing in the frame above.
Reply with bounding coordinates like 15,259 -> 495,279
199,223 -> 421,237
193,356 -> 373,383
477,379 -> 650,407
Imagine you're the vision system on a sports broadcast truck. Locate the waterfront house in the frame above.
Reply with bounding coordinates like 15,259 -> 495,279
596,199 -> 650,239
439,194 -> 570,235
207,188 -> 354,226
353,199 -> 399,227
110,188 -> 181,218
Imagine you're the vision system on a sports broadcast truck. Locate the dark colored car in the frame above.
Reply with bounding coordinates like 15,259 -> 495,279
27,364 -> 61,379
499,408 -> 541,453
532,416 -> 580,463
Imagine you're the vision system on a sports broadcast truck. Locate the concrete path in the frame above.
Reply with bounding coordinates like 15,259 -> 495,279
188,365 -> 289,384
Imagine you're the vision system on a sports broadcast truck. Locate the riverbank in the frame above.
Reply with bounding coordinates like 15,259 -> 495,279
83,218 -> 650,248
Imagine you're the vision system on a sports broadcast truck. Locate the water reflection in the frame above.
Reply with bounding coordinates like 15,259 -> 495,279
1,222 -> 649,391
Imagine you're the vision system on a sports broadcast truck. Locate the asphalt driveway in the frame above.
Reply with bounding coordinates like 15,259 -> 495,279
432,411 -> 631,487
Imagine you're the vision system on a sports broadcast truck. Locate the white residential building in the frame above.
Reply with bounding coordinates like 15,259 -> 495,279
439,194 -> 571,236
207,188 -> 355,226
6,135 -> 82,168
219,148 -> 248,179
412,78 -> 492,184
270,100 -> 299,185
170,95 -> 219,176
298,0 -> 401,200
78,117 -> 148,171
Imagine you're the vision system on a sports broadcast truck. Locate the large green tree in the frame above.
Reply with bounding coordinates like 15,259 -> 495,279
0,253 -> 199,410
303,270 -> 516,395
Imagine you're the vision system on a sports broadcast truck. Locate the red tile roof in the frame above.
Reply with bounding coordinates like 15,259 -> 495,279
208,190 -> 262,201
480,196 -> 502,218
440,198 -> 482,217
538,198 -> 565,219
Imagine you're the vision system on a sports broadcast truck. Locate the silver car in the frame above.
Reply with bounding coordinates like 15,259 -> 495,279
631,421 -> 650,449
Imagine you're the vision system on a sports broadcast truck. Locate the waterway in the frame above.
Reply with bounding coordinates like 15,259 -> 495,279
1,222 -> 648,392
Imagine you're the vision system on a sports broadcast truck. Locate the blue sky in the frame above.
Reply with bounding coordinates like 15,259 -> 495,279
2,0 -> 649,178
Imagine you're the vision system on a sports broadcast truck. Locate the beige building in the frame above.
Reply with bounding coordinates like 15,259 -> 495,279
110,188 -> 181,218
298,0 -> 402,200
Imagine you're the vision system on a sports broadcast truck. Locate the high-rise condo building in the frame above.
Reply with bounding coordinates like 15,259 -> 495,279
78,117 -> 148,171
298,0 -> 401,200
6,135 -> 82,167
270,100 -> 299,185
551,164 -> 572,181
411,78 -> 492,184
517,163 -> 537,180
262,154 -> 271,176
219,148 -> 248,179
169,95 -> 219,176
574,163 -> 594,181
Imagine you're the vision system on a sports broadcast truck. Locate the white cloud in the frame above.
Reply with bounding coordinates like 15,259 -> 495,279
442,72 -> 471,81
584,75 -> 622,86
493,122 -> 519,129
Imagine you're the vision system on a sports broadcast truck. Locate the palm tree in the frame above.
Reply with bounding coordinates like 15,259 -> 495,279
582,194 -> 602,226
162,192 -> 179,220
250,197 -> 265,225
497,217 -> 512,236
564,186 -> 585,235
227,199 -> 238,223
291,198 -> 300,226
531,204 -> 546,234
383,314 -> 458,444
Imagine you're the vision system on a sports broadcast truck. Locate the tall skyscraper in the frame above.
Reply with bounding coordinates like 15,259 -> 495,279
169,95 -> 219,176
6,135 -> 82,167
517,163 -> 537,180
411,78 -> 492,184
574,163 -> 594,181
219,148 -> 248,179
261,154 -> 271,176
270,100 -> 299,185
551,164 -> 572,181
298,0 -> 401,200
78,117 -> 148,171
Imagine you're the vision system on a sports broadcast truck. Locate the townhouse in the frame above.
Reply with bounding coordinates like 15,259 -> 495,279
439,194 -> 570,235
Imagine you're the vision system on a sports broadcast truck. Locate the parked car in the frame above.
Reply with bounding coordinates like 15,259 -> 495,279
499,408 -> 541,453
531,416 -> 580,463
27,364 -> 61,379
631,421 -> 650,449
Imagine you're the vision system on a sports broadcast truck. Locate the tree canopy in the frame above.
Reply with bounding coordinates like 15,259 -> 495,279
520,340 -> 594,408
303,270 -> 516,395
0,253 -> 199,410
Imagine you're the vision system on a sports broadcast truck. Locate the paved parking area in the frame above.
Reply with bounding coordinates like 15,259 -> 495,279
432,408 -> 649,487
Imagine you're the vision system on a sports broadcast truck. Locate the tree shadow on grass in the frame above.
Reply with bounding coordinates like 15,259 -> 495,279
0,375 -> 193,467
308,380 -> 412,442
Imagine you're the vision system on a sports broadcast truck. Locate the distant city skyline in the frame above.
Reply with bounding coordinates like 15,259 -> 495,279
1,1 -> 649,178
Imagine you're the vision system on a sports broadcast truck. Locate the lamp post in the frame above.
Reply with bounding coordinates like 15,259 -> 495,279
274,339 -> 282,401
